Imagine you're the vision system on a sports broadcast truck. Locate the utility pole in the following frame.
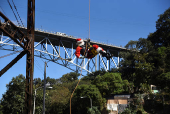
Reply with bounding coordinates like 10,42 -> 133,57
43,62 -> 47,114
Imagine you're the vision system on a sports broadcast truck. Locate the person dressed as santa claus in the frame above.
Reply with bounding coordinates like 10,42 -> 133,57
75,38 -> 112,59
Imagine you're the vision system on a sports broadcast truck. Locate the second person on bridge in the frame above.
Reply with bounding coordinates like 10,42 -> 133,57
75,38 -> 113,59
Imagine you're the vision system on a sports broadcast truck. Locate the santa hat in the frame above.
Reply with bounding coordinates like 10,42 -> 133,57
76,38 -> 84,45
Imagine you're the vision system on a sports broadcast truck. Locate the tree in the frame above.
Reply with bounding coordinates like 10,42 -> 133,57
72,84 -> 104,114
0,104 -> 3,114
47,85 -> 71,114
157,72 -> 170,90
125,40 -> 138,51
82,69 -> 107,81
87,106 -> 101,114
0,74 -> 25,114
148,7 -> 170,48
119,40 -> 138,82
60,72 -> 79,83
93,72 -> 125,97
34,77 -> 43,87
133,53 -> 154,87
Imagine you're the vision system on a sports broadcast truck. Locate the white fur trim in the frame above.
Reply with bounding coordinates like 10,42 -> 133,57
76,39 -> 84,46
96,47 -> 103,53
79,41 -> 84,46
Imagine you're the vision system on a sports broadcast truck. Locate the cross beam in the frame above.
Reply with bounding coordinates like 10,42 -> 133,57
0,11 -> 29,50
0,12 -> 29,76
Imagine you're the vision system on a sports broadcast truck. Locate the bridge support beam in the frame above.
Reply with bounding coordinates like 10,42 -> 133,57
118,51 -> 120,68
95,56 -> 97,71
25,0 -> 35,114
0,50 -> 27,76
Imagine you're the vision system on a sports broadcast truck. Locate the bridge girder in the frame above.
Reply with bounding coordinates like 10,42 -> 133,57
0,34 -> 120,75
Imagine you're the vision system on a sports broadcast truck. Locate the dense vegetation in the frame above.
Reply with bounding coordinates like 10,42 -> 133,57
0,7 -> 170,114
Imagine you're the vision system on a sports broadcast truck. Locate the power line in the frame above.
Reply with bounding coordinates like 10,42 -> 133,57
7,0 -> 21,26
34,63 -> 44,75
11,0 -> 24,27
34,58 -> 44,73
0,50 -> 22,59
2,1 -> 155,27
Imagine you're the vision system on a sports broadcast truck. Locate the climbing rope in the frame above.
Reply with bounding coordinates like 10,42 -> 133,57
70,59 -> 84,114
89,0 -> 90,39
70,1 -> 91,114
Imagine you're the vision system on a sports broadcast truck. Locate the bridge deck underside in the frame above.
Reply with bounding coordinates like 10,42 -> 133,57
17,27 -> 128,57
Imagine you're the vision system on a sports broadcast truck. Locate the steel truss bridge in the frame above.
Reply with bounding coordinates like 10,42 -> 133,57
0,25 -> 128,74
0,7 -> 129,113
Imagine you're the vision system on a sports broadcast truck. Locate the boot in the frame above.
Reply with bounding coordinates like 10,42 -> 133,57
99,50 -> 107,57
105,53 -> 114,60
99,51 -> 113,59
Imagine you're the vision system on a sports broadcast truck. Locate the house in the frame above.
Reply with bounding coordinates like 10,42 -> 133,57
103,94 -> 132,114
151,85 -> 160,94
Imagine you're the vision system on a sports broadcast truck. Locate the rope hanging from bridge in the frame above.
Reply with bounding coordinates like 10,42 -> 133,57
70,0 -> 91,114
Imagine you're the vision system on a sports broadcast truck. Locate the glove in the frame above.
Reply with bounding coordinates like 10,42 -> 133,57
79,56 -> 85,59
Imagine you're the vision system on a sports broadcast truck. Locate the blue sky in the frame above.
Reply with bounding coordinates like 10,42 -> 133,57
0,0 -> 170,99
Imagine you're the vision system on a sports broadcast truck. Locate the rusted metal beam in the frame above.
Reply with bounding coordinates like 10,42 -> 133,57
0,11 -> 29,50
0,12 -> 29,77
25,0 -> 35,114
0,50 -> 27,77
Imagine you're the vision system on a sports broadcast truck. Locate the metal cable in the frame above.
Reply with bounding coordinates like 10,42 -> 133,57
7,0 -> 21,27
11,0 -> 24,27
0,50 -> 22,59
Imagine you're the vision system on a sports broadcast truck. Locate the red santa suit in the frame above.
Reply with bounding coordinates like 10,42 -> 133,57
75,38 -> 106,59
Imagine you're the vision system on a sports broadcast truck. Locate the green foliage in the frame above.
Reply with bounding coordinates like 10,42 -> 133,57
156,47 -> 170,73
72,84 -> 104,114
120,102 -> 149,114
47,85 -> 70,114
133,53 -> 154,87
0,104 -> 3,114
82,69 -> 107,81
148,7 -> 170,48
0,74 -> 25,114
125,40 -> 138,50
123,80 -> 134,93
87,106 -> 101,114
120,38 -> 155,91
136,38 -> 154,54
60,72 -> 79,83
120,107 -> 137,114
143,93 -> 166,113
93,72 -> 125,97
34,77 -> 43,86
157,72 -> 170,90
139,83 -> 151,94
